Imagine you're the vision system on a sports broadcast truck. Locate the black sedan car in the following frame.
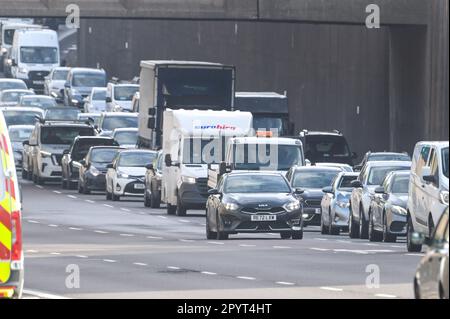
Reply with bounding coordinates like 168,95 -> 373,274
206,172 -> 304,240
61,136 -> 118,189
78,146 -> 123,194
286,166 -> 342,226
368,170 -> 410,242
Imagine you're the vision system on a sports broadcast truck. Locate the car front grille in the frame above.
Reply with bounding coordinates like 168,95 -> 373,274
304,199 -> 322,207
196,178 -> 208,194
241,207 -> 286,214
29,71 -> 50,81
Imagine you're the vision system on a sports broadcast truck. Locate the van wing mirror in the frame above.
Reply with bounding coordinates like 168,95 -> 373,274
106,97 -> 112,103
106,163 -> 114,169
147,118 -> 156,130
164,154 -> 172,167
374,186 -> 385,194
351,180 -> 363,188
322,186 -> 333,194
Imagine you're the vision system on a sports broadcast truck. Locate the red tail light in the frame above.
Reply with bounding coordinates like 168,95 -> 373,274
11,211 -> 22,261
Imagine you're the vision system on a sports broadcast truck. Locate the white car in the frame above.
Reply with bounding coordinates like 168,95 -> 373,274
407,141 -> 449,252
105,149 -> 158,201
44,67 -> 70,102
106,83 -> 139,112
0,89 -> 34,106
97,112 -> 138,136
83,87 -> 107,113
111,128 -> 138,148
0,78 -> 28,92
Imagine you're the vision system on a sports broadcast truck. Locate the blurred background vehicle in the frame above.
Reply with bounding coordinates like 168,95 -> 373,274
111,127 -> 138,148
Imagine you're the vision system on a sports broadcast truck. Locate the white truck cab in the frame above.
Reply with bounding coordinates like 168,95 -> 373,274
161,109 -> 253,216
10,29 -> 60,93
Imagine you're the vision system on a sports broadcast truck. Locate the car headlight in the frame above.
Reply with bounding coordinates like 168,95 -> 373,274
284,200 -> 301,212
181,175 -> 196,184
89,166 -> 100,176
117,171 -> 129,179
71,99 -> 80,104
40,151 -> 52,158
1,48 -> 7,54
440,191 -> 449,205
336,200 -> 350,209
391,205 -> 407,216
223,202 -> 239,211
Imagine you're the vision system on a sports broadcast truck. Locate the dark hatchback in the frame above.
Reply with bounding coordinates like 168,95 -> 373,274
286,166 -> 342,226
78,146 -> 123,194
206,172 -> 304,240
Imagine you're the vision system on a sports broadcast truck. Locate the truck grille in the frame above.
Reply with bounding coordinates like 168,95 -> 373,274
29,71 -> 50,81
196,178 -> 208,194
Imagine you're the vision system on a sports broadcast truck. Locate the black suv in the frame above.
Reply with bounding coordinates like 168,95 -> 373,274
61,136 -> 118,189
299,130 -> 357,166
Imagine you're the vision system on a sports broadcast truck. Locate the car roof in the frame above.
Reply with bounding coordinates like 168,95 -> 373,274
21,95 -> 53,99
225,171 -> 285,178
51,67 -> 71,71
1,89 -> 33,94
40,121 -> 93,128
230,137 -> 302,145
110,83 -> 139,87
365,160 -> 412,169
8,124 -> 34,130
113,128 -> 138,133
415,141 -> 449,149
299,130 -> 343,137
293,166 -> 342,172
119,149 -> 157,155
0,79 -> 26,83
70,68 -> 105,74
0,106 -> 44,113
101,112 -> 138,117
89,146 -> 122,151
368,152 -> 409,157
74,136 -> 112,141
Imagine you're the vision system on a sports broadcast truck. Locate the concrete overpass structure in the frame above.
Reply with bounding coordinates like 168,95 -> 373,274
0,0 -> 448,157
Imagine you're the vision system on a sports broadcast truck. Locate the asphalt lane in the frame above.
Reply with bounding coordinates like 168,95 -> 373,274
19,178 -> 423,299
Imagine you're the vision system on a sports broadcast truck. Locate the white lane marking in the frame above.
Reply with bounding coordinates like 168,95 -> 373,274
336,240 -> 351,243
405,253 -> 425,257
67,195 -> 77,199
147,236 -> 163,240
310,247 -> 331,252
134,262 -> 148,266
28,220 -> 40,224
103,259 -> 117,263
375,293 -> 397,298
320,287 -> 344,292
158,216 -> 168,219
200,223 -> 206,226
390,245 -> 403,248
201,271 -> 217,275
207,241 -> 225,245
23,289 -> 69,300
178,219 -> 190,223
76,255 -> 88,258
314,238 -> 328,241
35,185 -> 43,189
167,266 -> 180,270
121,208 -> 131,212
103,204 -> 114,208
26,250 -> 39,253
179,239 -> 194,243
120,233 -> 134,237
276,281 -> 295,286
237,276 -> 256,281
94,230 -> 108,234
239,244 -> 256,247
85,200 -> 95,204
50,252 -> 61,255
53,190 -> 61,194
268,233 -> 278,236
48,224 -> 58,227
273,246 -> 291,249
69,227 -> 83,231
365,243 -> 380,246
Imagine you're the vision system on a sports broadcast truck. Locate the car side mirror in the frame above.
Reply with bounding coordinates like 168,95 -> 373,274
106,163 -> 114,169
322,186 -> 333,194
22,140 -> 30,146
11,59 -> 17,67
79,159 -> 86,166
164,154 -> 172,167
106,97 -> 112,103
63,149 -> 70,155
351,180 -> 363,188
374,186 -> 385,194
208,188 -> 220,195
146,163 -> 154,170
294,188 -> 304,195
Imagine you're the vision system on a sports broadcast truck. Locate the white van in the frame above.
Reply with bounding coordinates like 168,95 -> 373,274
407,141 -> 449,252
10,29 -> 60,93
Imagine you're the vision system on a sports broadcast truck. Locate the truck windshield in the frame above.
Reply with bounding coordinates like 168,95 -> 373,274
114,86 -> 138,101
20,47 -> 58,64
442,147 -> 449,178
233,144 -> 303,171
183,138 -> 226,164
40,127 -> 94,145
73,73 -> 105,87
253,117 -> 284,135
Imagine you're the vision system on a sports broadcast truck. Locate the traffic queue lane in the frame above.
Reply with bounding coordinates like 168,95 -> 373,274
20,178 -> 422,299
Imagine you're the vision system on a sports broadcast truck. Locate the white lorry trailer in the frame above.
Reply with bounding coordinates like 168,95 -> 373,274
161,109 -> 253,216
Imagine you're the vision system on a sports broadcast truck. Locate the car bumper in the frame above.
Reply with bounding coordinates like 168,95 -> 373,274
179,182 -> 208,209
218,209 -> 303,234
331,205 -> 350,228
387,212 -> 407,235
39,158 -> 62,179
0,268 -> 24,299
302,206 -> 322,226
85,173 -> 107,191
114,178 -> 145,197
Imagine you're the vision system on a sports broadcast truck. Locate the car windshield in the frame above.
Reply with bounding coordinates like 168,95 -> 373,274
8,127 -> 33,142
1,91 -> 33,102
292,169 -> 339,189
21,97 -> 57,109
368,166 -> 409,185
391,175 -> 410,194
338,175 -> 358,190
52,70 -> 69,80
442,147 -> 449,179
2,111 -> 41,126
369,153 -> 411,162
102,116 -> 137,131
78,115 -> 100,125
224,174 -> 291,193
0,81 -> 27,91
114,131 -> 137,145
73,139 -> 116,161
233,144 -> 303,171
114,86 -> 139,101
92,90 -> 106,100
304,135 -> 351,160
45,108 -> 80,121
73,73 -> 106,87
20,47 -> 58,64
118,152 -> 157,167
40,127 -> 94,145
91,149 -> 120,163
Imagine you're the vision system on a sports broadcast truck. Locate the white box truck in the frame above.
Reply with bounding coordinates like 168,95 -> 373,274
10,29 -> 60,93
161,109 -> 253,216
138,61 -> 235,150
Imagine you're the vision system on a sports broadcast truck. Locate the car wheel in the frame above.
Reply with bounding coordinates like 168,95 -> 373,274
329,210 -> 340,235
280,232 -> 292,239
292,229 -> 303,240
106,188 -> 112,200
167,203 -> 176,215
176,195 -> 187,216
82,183 -> 91,195
112,193 -> 120,201
428,215 -> 435,239
320,213 -> 329,235
21,168 -> 27,179
206,210 -> 217,240
144,191 -> 152,207
78,181 -> 83,194
359,206 -> 369,239
382,213 -> 397,243
150,185 -> 161,208
407,215 -> 422,252
369,211 -> 382,242
414,277 -> 421,299
348,206 -> 360,239
61,177 -> 67,189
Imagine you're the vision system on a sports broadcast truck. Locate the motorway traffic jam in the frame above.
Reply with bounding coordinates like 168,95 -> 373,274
0,18 -> 448,301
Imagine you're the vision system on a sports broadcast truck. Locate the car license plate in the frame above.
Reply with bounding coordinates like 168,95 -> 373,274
134,184 -> 145,189
315,208 -> 321,214
33,80 -> 44,85
251,215 -> 276,222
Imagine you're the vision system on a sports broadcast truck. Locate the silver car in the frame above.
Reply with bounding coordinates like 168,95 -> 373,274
321,172 -> 359,235
413,208 -> 449,299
